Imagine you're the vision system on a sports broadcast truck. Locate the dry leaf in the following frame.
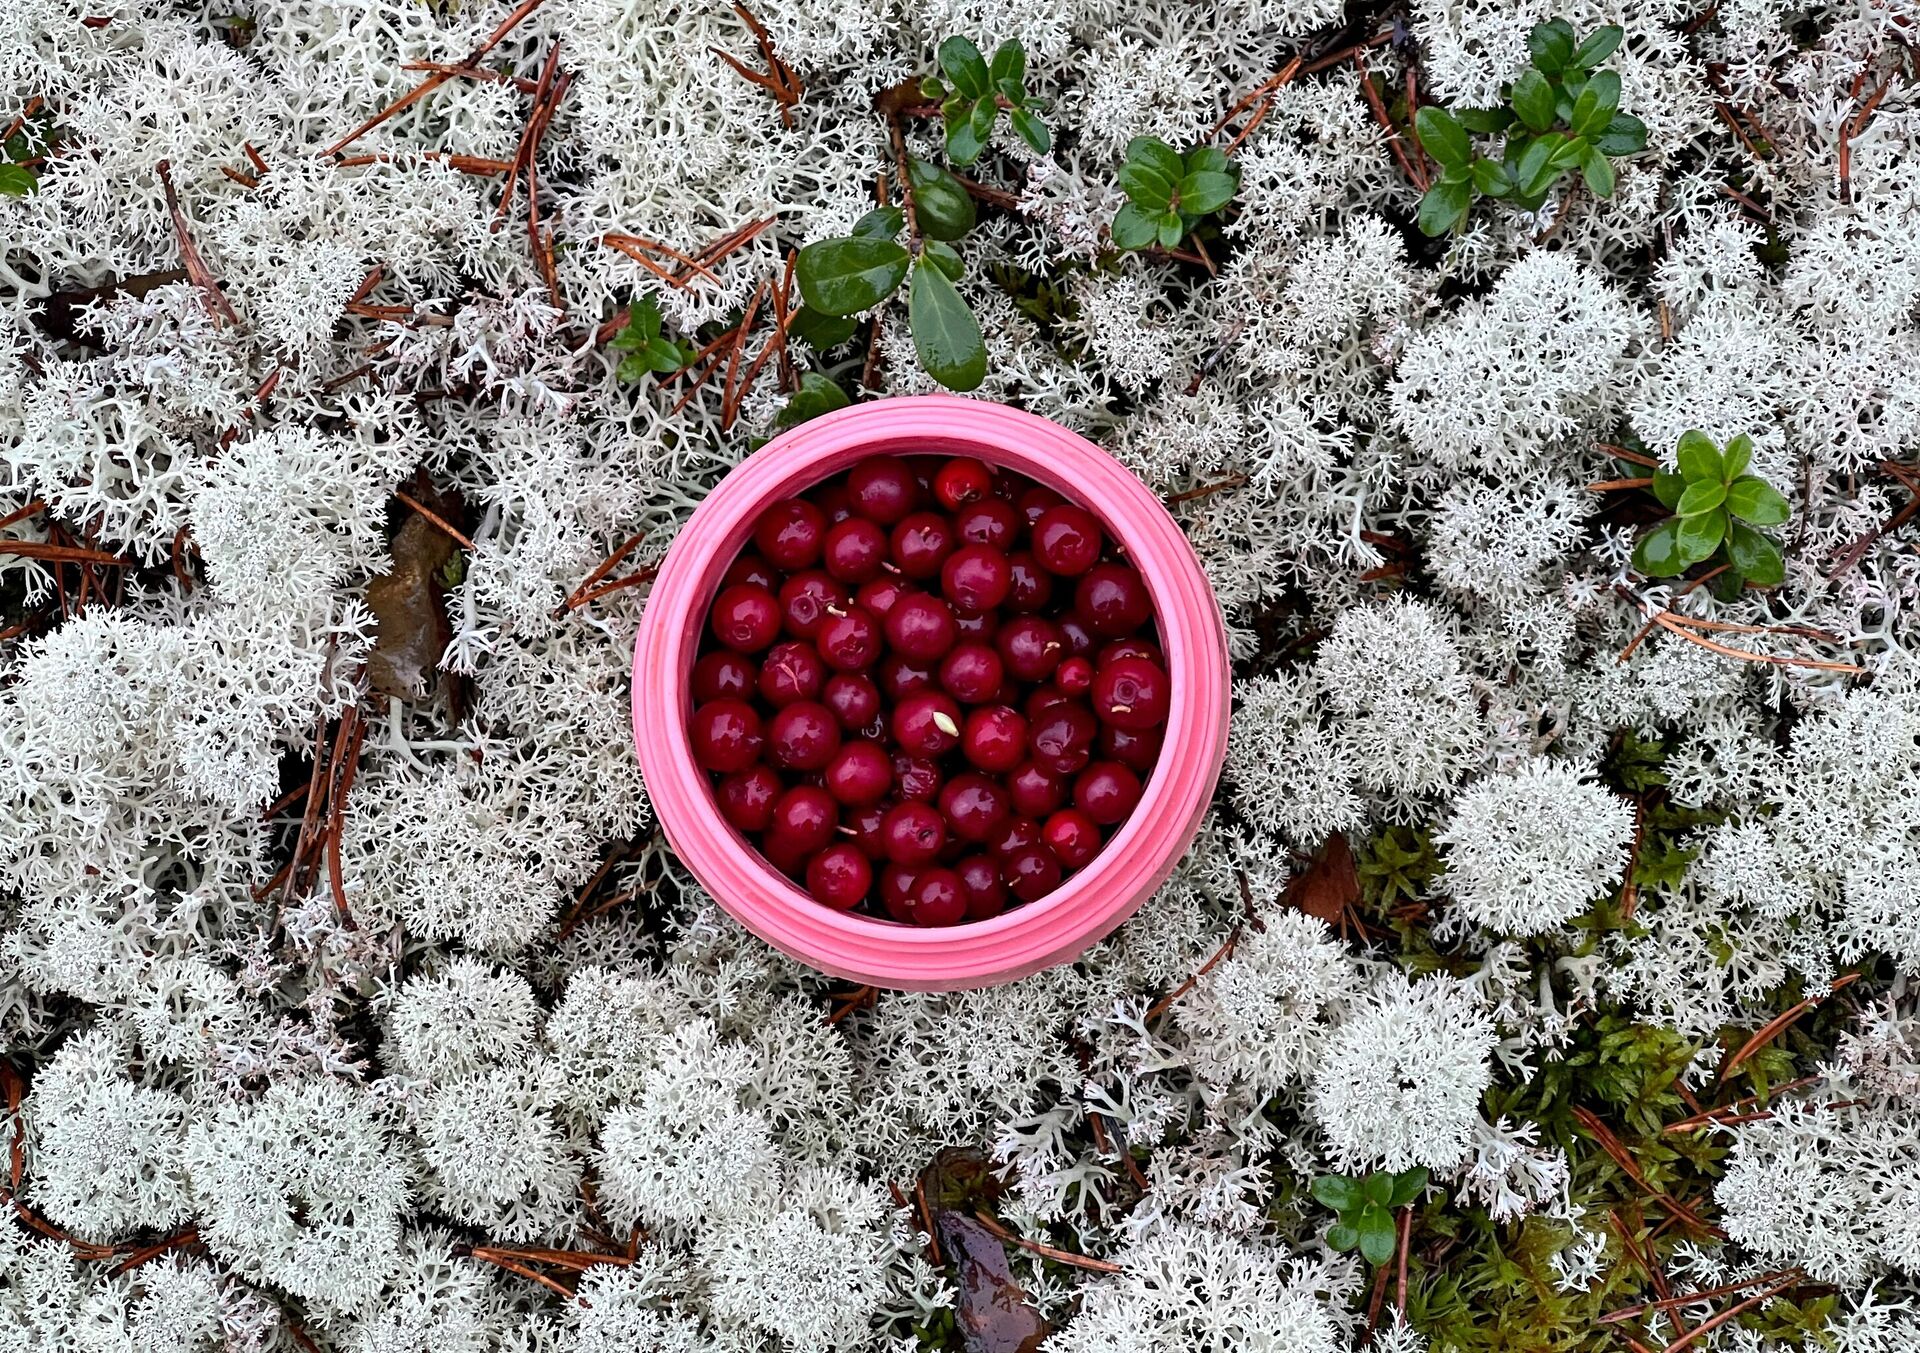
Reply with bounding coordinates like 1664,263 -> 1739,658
1287,834 -> 1358,926
364,512 -> 454,700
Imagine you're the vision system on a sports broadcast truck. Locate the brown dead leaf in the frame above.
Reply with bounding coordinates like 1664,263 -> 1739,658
1287,834 -> 1359,927
365,512 -> 454,701
934,1212 -> 1052,1353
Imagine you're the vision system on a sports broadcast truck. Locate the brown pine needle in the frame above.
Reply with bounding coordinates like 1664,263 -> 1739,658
1599,1268 -> 1803,1326
157,160 -> 241,325
710,1 -> 803,127
970,1210 -> 1122,1273
401,60 -> 543,94
1716,972 -> 1860,1084
0,541 -> 128,566
1664,1077 -> 1821,1134
1597,442 -> 1662,468
393,489 -> 476,550
603,234 -> 723,286
1355,55 -> 1429,191
1588,477 -> 1655,492
0,499 -> 46,533
1144,927 -> 1240,1021
1659,1272 -> 1803,1353
1573,1107 -> 1724,1237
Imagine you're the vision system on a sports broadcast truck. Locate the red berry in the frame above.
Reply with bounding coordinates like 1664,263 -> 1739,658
939,773 -> 1011,844
892,753 -> 942,802
962,705 -> 1029,774
806,843 -> 872,911
891,511 -> 956,580
822,673 -> 882,730
1092,656 -> 1169,731
847,455 -> 920,525
935,457 -> 994,510
941,544 -> 1013,614
824,741 -> 891,804
777,571 -> 848,639
814,484 -> 853,524
1004,552 -> 1054,613
955,497 -> 1022,549
753,500 -> 826,571
1056,656 -> 1094,696
816,606 -> 882,672
1099,722 -> 1163,773
693,650 -> 755,703
884,592 -> 959,662
939,643 -> 1004,704
989,815 -> 1042,859
894,691 -> 963,756
823,517 -> 888,583
761,831 -> 810,879
1074,761 -> 1142,824
1017,484 -> 1065,527
1041,809 -> 1102,869
956,855 -> 1007,920
855,576 -> 907,618
690,699 -> 764,772
1076,563 -> 1152,636
767,701 -> 841,771
723,553 -> 779,591
997,615 -> 1064,683
847,801 -> 891,857
1023,684 -> 1070,719
953,608 -> 997,639
879,654 -> 936,701
1028,702 -> 1097,775
758,641 -> 825,706
879,862 -> 921,921
881,801 -> 946,865
1057,612 -> 1096,657
907,867 -> 968,926
1003,845 -> 1063,902
1005,760 -> 1065,817
710,583 -> 782,652
1031,505 -> 1102,576
716,765 -> 782,832
1097,637 -> 1163,666
769,785 -> 838,853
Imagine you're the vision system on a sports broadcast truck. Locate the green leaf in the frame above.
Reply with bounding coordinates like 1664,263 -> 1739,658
788,306 -> 859,350
945,117 -> 985,167
643,337 -> 687,372
1010,106 -> 1050,154
1126,136 -> 1185,184
1584,71 -> 1623,120
1515,132 -> 1566,195
920,76 -> 947,101
852,206 -> 905,239
1110,202 -> 1159,251
1117,160 -> 1174,209
1388,1168 -> 1429,1207
907,261 -> 987,391
1470,157 -> 1513,196
1455,107 -> 1515,133
922,238 -> 965,281
908,156 -> 977,240
1596,113 -> 1648,156
1726,476 -> 1790,526
969,94 -> 997,141
1326,1222 -> 1360,1252
1550,135 -> 1589,170
1581,143 -> 1616,197
1357,1206 -> 1397,1266
1676,508 -> 1728,566
1177,169 -> 1237,215
1572,24 -> 1625,69
1727,522 -> 1785,585
612,297 -> 663,348
1311,1175 -> 1361,1212
773,371 -> 851,429
1184,145 -> 1232,177
1675,478 -> 1727,517
1417,176 -> 1472,236
1722,433 -> 1754,479
938,36 -> 989,100
1512,70 -> 1558,131
1156,212 -> 1185,248
1529,19 -> 1578,74
988,39 -> 1026,93
0,163 -> 35,197
1415,106 -> 1472,169
1633,520 -> 1688,576
795,235 -> 911,316
1675,430 -> 1723,482
616,353 -> 649,382
1361,1173 -> 1393,1207
1652,466 -> 1687,510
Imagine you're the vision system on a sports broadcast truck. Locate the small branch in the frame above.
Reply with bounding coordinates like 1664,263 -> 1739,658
1587,477 -> 1655,492
0,540 -> 129,566
156,160 -> 240,325
1599,1268 -> 1803,1326
710,1 -> 802,128
393,489 -> 476,550
555,530 -> 649,616
1838,72 -> 1894,205
1658,1272 -> 1803,1353
1355,55 -> 1429,191
970,1210 -> 1122,1274
1663,1077 -> 1821,1134
1143,927 -> 1240,1021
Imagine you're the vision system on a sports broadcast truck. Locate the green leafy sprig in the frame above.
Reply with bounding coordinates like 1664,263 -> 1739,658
1414,21 -> 1647,236
609,297 -> 697,382
1632,429 -> 1789,588
1312,1168 -> 1429,1264
921,36 -> 1050,166
1111,136 -> 1239,251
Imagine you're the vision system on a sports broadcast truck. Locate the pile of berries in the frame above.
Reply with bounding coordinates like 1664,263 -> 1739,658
688,454 -> 1169,926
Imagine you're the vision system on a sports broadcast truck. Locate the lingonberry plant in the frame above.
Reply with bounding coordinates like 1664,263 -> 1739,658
1312,1168 -> 1429,1265
1632,430 -> 1790,588
609,297 -> 697,383
920,36 -> 1050,166
1111,136 -> 1240,252
1414,21 -> 1648,235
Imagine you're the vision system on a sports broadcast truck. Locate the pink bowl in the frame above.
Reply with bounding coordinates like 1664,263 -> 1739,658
632,395 -> 1230,991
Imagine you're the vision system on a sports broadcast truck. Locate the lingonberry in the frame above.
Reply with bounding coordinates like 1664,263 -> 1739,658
816,606 -> 881,672
847,802 -> 891,857
1031,504 -> 1101,576
939,773 -> 1010,844
954,497 -> 1021,549
940,544 -> 1013,614
938,643 -> 1004,704
769,785 -> 837,853
1017,484 -> 1065,527
891,753 -> 942,803
879,862 -> 921,922
1074,761 -> 1142,824
722,553 -> 779,591
1042,808 -> 1102,869
907,867 -> 967,926
716,765 -> 781,833
766,701 -> 840,772
846,455 -> 920,524
881,801 -> 946,865
879,655 -> 935,700
891,511 -> 955,580
1075,563 -> 1152,636
1091,656 -> 1170,731
824,741 -> 891,804
693,650 -> 755,703
1005,760 -> 1065,817
1099,722 -> 1163,773
935,457 -> 994,510
855,576 -> 907,618
962,705 -> 1028,773
1004,552 -> 1053,613
758,641 -> 824,706
1056,656 -> 1094,697
691,699 -> 764,772
955,854 -> 1008,920
806,842 -> 871,911
1097,637 -> 1163,667
777,571 -> 847,639
953,608 -> 996,639
989,815 -> 1042,859
823,517 -> 888,583
822,673 -> 881,730
884,592 -> 959,662
893,691 -> 963,756
753,500 -> 826,571
997,616 -> 1064,683
710,583 -> 782,651
1002,846 -> 1063,902
1028,702 -> 1097,775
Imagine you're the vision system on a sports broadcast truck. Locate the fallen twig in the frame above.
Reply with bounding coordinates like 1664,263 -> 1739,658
157,160 -> 241,325
970,1210 -> 1122,1274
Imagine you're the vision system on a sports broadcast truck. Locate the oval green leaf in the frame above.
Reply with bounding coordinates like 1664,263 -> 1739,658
1511,70 -> 1557,132
1361,1173 -> 1393,1207
1311,1175 -> 1360,1211
1529,18 -> 1577,73
1010,106 -> 1050,154
1633,520 -> 1687,576
789,305 -> 859,350
1726,522 -> 1784,585
1675,430 -> 1723,482
1722,432 -> 1754,479
1676,507 -> 1727,566
1652,466 -> 1686,510
1726,476 -> 1789,526
988,39 -> 1026,91
1675,478 -> 1727,517
938,35 -> 988,99
774,371 -> 852,429
1177,169 -> 1237,215
922,239 -> 964,281
1572,24 -> 1625,69
908,261 -> 987,391
1581,144 -> 1616,198
1417,176 -> 1472,236
1156,211 -> 1185,248
1117,160 -> 1173,209
1388,1168 -> 1429,1207
908,156 -> 978,241
1126,135 -> 1184,184
796,235 -> 911,317
1415,107 -> 1472,170
852,206 -> 905,239
1596,113 -> 1649,156
1110,202 -> 1158,251
0,163 -> 37,197
945,116 -> 985,167
1327,1222 -> 1359,1252
1357,1206 -> 1397,1265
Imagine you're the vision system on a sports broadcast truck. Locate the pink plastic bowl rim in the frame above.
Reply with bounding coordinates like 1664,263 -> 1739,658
632,395 -> 1230,991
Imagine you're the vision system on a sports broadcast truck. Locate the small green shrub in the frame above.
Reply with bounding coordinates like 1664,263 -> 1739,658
1311,1168 -> 1428,1264
1110,136 -> 1239,252
609,297 -> 697,381
1632,430 -> 1789,589
920,36 -> 1050,165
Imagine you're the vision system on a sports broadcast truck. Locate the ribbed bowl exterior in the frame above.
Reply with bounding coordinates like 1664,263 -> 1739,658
633,395 -> 1231,990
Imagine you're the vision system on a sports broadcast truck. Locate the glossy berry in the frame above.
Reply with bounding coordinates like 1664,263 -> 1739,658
954,497 -> 1021,549
1017,484 -> 1065,527
989,815 -> 1042,859
962,705 -> 1029,774
939,643 -> 1004,704
1099,722 -> 1162,773
769,785 -> 838,853
879,655 -> 936,701
822,673 -> 881,730
941,544 -> 1013,614
1031,504 -> 1101,576
758,641 -> 824,706
716,765 -> 781,833
884,592 -> 959,662
777,571 -> 847,639
806,843 -> 872,911
891,511 -> 955,580
955,855 -> 1007,920
754,500 -> 826,571
855,576 -> 907,618
1003,845 -> 1063,903
766,701 -> 840,771
710,583 -> 782,651
1004,552 -> 1054,613
693,650 -> 755,703
1091,656 -> 1170,731
1097,637 -> 1163,667
1057,612 -> 1095,657
690,699 -> 764,772
1028,702 -> 1097,775
1074,761 -> 1142,825
953,608 -> 996,640
939,773 -> 1010,844
882,801 -> 946,865
935,457 -> 994,510
1056,656 -> 1094,697
816,606 -> 881,672
823,517 -> 888,583
722,553 -> 778,591
997,616 -> 1064,683
879,863 -> 921,922
846,455 -> 920,525
824,741 -> 892,804
847,802 -> 890,858
1006,760 -> 1065,817
1042,808 -> 1102,869
907,868 -> 967,926
894,691 -> 963,756
1076,563 -> 1152,636
892,753 -> 942,802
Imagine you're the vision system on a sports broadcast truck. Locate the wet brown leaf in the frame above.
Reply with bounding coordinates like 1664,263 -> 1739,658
365,512 -> 454,700
1287,833 -> 1358,926
934,1212 -> 1051,1353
